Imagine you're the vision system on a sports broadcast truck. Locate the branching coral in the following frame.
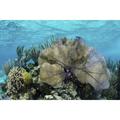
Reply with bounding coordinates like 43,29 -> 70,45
3,60 -> 15,75
101,60 -> 120,99
29,47 -> 40,65
16,46 -> 31,67
16,46 -> 24,60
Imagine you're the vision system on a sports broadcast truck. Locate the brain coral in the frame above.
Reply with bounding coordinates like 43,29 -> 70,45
6,67 -> 32,98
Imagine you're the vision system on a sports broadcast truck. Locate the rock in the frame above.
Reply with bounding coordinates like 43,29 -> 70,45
42,81 -> 80,100
19,93 -> 30,100
52,94 -> 63,100
44,95 -> 54,100
50,82 -> 79,100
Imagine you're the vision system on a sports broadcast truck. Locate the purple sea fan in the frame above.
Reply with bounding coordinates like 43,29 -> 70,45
38,38 -> 110,91
74,47 -> 110,91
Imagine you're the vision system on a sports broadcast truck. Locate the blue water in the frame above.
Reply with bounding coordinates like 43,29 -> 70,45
0,20 -> 120,82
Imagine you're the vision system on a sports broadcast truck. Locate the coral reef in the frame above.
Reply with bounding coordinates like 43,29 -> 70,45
1,37 -> 112,100
6,67 -> 32,99
38,37 -> 110,91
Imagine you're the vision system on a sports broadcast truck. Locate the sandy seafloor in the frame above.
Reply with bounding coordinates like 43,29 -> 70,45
0,20 -> 120,83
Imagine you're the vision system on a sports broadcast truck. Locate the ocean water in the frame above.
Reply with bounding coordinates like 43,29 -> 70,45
0,20 -> 120,83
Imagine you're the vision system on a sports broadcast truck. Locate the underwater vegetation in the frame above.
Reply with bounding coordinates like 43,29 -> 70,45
3,60 -> 15,75
101,59 -> 120,100
0,36 -> 119,100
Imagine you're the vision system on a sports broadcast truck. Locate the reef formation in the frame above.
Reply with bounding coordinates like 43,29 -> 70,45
0,37 -> 111,100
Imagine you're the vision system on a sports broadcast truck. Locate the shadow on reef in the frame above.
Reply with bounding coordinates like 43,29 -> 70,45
0,36 -> 113,100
